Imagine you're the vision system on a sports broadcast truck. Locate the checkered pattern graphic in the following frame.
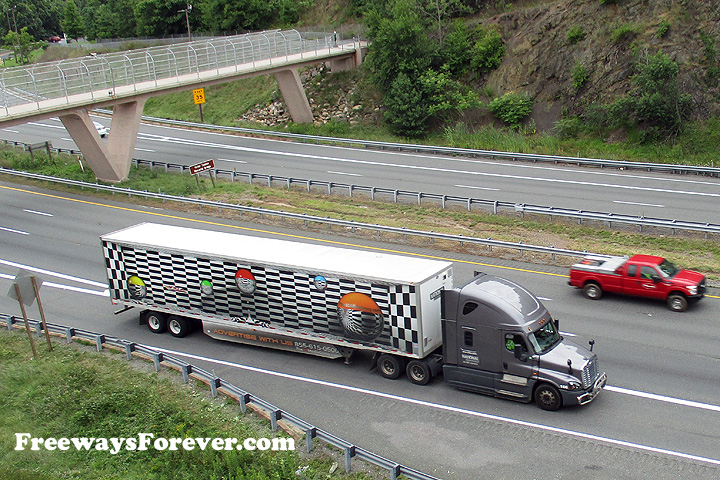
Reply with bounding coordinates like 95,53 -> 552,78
102,241 -> 420,353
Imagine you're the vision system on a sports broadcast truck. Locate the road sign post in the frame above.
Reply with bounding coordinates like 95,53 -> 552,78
189,159 -> 215,192
193,88 -> 206,123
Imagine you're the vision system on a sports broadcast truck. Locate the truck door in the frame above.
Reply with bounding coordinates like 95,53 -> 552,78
451,300 -> 497,394
497,332 -> 536,401
626,264 -> 664,298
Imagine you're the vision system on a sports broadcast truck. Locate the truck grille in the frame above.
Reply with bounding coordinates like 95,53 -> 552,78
698,278 -> 707,295
582,358 -> 599,389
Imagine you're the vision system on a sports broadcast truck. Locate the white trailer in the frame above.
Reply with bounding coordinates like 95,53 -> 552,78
101,223 -> 453,363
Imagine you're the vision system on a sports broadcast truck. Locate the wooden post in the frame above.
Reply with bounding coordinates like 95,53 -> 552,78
13,284 -> 38,359
31,276 -> 53,351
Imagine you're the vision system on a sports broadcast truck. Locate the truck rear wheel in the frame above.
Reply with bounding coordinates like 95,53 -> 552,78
168,316 -> 191,338
667,294 -> 688,312
582,282 -> 603,300
143,311 -> 167,334
377,354 -> 405,380
406,359 -> 432,385
534,384 -> 562,411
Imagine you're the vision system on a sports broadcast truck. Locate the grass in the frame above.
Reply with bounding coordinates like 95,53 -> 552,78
0,329 -> 379,480
2,146 -> 719,282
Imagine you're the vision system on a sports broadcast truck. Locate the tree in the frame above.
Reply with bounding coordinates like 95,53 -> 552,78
62,0 -> 85,42
3,26 -> 40,64
383,72 -> 429,137
439,19 -> 472,77
418,0 -> 470,43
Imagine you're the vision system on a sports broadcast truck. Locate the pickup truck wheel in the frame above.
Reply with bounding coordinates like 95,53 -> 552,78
144,311 -> 167,334
582,282 -> 603,300
377,354 -> 405,380
534,384 -> 562,411
406,359 -> 432,385
167,316 -> 191,338
667,294 -> 688,312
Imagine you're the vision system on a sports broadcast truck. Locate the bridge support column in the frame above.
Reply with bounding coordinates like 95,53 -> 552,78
273,69 -> 313,123
59,98 -> 147,183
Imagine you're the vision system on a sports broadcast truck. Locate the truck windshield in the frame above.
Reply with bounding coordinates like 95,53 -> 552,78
658,259 -> 680,278
528,320 -> 561,354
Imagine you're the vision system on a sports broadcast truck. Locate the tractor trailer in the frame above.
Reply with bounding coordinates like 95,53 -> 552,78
101,223 -> 605,410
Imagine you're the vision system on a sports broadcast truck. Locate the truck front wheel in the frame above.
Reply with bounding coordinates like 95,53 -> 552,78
534,384 -> 562,411
377,354 -> 405,380
143,311 -> 167,334
667,294 -> 688,312
583,282 -> 603,300
168,316 -> 191,338
406,359 -> 432,385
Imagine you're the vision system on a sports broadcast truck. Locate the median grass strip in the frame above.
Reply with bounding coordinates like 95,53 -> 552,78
0,329 -> 384,480
1,146 -> 718,282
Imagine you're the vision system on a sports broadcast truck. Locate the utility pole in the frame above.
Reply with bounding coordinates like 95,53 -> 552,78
178,4 -> 192,42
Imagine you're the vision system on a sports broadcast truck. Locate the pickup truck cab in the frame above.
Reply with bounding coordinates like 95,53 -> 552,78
569,254 -> 706,312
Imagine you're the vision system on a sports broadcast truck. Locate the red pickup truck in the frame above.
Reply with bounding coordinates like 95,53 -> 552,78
569,254 -> 706,312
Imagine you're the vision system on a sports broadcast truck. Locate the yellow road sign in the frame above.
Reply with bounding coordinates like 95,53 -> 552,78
192,88 -> 206,104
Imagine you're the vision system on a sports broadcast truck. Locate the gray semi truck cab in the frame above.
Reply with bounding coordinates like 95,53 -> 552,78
441,273 -> 606,410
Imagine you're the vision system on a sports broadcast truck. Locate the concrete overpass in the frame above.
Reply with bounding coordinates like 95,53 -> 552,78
0,30 -> 366,182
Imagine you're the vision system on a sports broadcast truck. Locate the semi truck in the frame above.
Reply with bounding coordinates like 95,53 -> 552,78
101,222 -> 606,410
569,254 -> 706,312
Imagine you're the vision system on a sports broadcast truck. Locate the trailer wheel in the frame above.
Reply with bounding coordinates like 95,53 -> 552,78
143,311 -> 167,334
582,282 -> 603,300
667,294 -> 688,312
168,316 -> 191,338
377,354 -> 404,380
534,384 -> 562,411
406,359 -> 432,385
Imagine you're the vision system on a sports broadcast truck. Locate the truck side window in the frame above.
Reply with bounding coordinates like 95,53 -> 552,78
641,266 -> 656,280
505,334 -> 527,354
462,302 -> 478,316
464,331 -> 473,347
627,264 -> 637,277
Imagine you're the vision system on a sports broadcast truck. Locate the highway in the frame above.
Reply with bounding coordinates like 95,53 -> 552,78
1,180 -> 719,479
3,118 -> 720,224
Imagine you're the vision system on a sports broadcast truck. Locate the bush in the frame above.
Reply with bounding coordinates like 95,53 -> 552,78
471,26 -> 505,74
383,72 -> 430,138
656,19 -> 670,38
611,23 -> 639,43
571,62 -> 589,91
440,20 -> 472,77
489,92 -> 533,128
567,26 -> 586,45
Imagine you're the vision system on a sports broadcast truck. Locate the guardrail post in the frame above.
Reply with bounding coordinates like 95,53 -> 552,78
417,192 -> 421,205
305,427 -> 317,453
95,334 -> 106,351
121,343 -> 134,360
306,180 -> 311,192
65,327 -> 75,343
467,198 -> 471,211
393,190 -> 398,203
328,182 -> 333,195
349,184 -> 354,197
152,352 -> 163,371
493,200 -> 498,215
371,186 -> 376,200
344,445 -> 355,473
182,364 -> 192,383
270,409 -> 282,432
210,377 -> 220,398
238,392 -> 250,413
390,464 -> 401,480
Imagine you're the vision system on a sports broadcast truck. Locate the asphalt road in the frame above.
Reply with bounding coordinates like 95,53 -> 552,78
1,180 -> 719,479
3,118 -> 720,225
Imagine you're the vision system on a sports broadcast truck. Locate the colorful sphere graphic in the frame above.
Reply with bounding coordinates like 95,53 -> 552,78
200,279 -> 213,296
337,292 -> 385,341
127,275 -> 146,299
313,275 -> 327,291
234,268 -> 256,294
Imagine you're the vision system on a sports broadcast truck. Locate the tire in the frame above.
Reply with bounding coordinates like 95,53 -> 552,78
168,316 -> 191,338
144,311 -> 167,334
534,383 -> 562,411
377,354 -> 405,380
667,294 -> 688,312
406,359 -> 432,386
582,282 -> 603,300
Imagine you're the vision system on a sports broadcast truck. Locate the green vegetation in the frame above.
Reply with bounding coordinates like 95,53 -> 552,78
571,62 -> 589,91
0,329 -> 371,480
656,19 -> 670,38
610,23 -> 640,43
566,25 -> 586,45
470,26 -> 506,74
489,92 -> 533,128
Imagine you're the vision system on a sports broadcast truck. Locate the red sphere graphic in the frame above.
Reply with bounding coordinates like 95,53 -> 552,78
234,268 -> 256,294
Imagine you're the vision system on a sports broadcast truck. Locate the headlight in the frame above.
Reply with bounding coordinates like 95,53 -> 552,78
688,285 -> 697,295
567,381 -> 582,391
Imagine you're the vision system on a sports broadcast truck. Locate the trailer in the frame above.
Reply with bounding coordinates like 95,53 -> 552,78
102,223 -> 605,410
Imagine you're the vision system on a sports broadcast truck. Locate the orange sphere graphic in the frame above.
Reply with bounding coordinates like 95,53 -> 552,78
337,292 -> 385,341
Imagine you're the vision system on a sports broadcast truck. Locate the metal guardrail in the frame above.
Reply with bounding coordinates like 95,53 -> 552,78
134,115 -> 720,177
1,313 -> 438,480
0,167 -> 602,260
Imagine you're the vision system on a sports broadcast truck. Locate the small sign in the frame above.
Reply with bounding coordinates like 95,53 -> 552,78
7,270 -> 43,307
192,88 -> 206,105
189,159 -> 215,175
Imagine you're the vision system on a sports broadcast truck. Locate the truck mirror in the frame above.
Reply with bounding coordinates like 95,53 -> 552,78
514,344 -> 527,361
651,275 -> 662,283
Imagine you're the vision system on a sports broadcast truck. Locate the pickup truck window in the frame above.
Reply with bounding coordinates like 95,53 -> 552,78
658,259 -> 680,278
528,320 -> 560,354
641,266 -> 657,280
627,264 -> 637,277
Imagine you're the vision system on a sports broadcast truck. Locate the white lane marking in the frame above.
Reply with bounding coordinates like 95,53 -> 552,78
23,209 -> 53,217
614,200 -> 665,208
606,386 -> 720,413
148,347 -> 720,467
0,258 -> 107,288
27,121 -> 66,130
327,170 -> 362,177
218,158 -> 247,164
3,129 -> 18,133
0,226 -> 28,235
134,148 -> 155,152
135,133 -> 720,199
559,331 -> 576,337
455,184 -> 500,191
0,273 -> 108,296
